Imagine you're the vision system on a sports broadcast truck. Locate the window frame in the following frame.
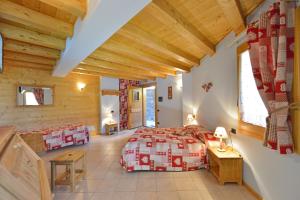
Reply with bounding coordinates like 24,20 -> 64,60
237,43 -> 265,141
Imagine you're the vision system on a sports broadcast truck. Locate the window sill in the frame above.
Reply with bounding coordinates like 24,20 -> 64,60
237,121 -> 265,141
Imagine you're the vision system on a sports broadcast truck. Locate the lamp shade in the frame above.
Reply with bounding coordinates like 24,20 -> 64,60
187,114 -> 195,121
214,127 -> 228,139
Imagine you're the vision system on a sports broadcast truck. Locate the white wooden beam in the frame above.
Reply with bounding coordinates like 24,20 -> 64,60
52,0 -> 151,77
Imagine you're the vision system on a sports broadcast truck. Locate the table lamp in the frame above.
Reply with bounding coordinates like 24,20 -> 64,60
187,114 -> 195,121
214,127 -> 228,152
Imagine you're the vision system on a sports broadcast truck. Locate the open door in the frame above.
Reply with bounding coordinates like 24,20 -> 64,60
128,87 -> 143,129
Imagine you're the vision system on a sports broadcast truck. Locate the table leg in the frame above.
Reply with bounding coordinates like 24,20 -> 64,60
83,153 -> 87,179
50,162 -> 56,191
66,164 -> 70,182
70,162 -> 75,192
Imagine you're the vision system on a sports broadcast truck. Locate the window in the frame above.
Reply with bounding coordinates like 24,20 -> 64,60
237,43 -> 267,140
24,92 -> 39,105
239,50 -> 268,127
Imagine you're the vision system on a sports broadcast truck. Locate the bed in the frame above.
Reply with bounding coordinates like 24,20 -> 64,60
120,125 -> 216,172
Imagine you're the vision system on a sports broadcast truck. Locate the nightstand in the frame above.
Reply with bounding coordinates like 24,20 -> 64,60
207,147 -> 243,185
105,123 -> 118,135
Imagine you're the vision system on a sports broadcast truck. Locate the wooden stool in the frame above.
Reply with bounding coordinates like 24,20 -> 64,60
50,150 -> 86,192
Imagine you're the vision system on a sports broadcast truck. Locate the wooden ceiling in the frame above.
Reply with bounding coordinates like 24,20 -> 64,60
0,0 -> 264,81
76,0 -> 263,80
0,0 -> 86,72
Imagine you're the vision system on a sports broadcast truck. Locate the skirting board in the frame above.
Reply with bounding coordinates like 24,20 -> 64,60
243,181 -> 263,200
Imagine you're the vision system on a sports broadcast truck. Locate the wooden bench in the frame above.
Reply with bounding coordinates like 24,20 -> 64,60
50,150 -> 86,192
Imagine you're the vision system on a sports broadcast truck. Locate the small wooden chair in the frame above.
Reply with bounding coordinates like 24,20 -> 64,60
50,150 -> 86,192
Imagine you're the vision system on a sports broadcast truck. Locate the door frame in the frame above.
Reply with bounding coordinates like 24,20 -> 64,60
141,82 -> 158,128
127,86 -> 143,129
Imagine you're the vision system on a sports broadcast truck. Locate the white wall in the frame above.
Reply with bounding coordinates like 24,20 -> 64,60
156,75 -> 183,128
181,1 -> 300,199
100,77 -> 119,133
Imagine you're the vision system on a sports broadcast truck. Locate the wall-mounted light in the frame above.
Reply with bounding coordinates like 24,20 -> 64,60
77,82 -> 86,91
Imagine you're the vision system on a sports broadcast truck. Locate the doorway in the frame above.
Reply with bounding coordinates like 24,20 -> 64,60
143,85 -> 156,128
128,87 -> 143,129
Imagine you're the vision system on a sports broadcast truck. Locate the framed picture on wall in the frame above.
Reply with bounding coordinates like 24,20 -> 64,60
0,33 -> 3,73
133,90 -> 140,101
168,86 -> 172,99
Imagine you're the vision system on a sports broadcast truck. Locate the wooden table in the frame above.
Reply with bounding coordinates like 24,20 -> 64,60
50,150 -> 86,192
105,123 -> 118,135
207,147 -> 243,185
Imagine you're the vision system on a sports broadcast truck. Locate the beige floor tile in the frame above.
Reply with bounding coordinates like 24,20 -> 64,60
138,171 -> 157,179
54,193 -> 71,200
137,179 -> 157,192
135,192 -> 157,200
42,132 -> 257,200
66,193 -> 93,200
157,191 -> 180,200
174,180 -> 198,191
177,191 -> 203,200
89,192 -> 113,200
156,179 -> 177,191
76,179 -> 116,193
112,192 -> 135,200
115,178 -> 137,191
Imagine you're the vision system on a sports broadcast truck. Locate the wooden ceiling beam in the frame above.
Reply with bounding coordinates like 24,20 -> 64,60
103,37 -> 191,72
0,22 -> 65,50
77,64 -> 155,80
151,0 -> 215,56
39,0 -> 86,18
0,0 -> 73,38
4,59 -> 53,71
3,39 -> 60,59
119,23 -> 199,66
73,69 -> 144,80
3,51 -> 56,65
216,0 -> 245,34
91,49 -> 176,76
82,57 -> 166,78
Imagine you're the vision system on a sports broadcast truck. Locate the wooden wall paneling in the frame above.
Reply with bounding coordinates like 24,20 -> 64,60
103,36 -> 191,72
3,51 -> 56,65
0,67 -> 100,135
0,22 -> 65,50
151,0 -> 215,56
216,0 -> 245,34
293,7 -> 300,154
3,39 -> 61,59
4,59 -> 53,71
0,0 -> 73,38
91,49 -> 177,76
38,0 -> 86,18
119,23 -> 199,66
82,57 -> 166,78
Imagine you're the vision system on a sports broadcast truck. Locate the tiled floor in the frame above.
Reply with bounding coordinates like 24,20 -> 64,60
41,130 -> 256,200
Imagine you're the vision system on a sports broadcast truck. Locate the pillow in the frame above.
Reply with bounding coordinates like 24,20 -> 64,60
172,128 -> 191,136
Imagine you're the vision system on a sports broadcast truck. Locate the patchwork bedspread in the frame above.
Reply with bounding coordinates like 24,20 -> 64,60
120,126 -> 214,172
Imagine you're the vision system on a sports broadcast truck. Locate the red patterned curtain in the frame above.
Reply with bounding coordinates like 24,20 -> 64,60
33,88 -> 44,105
247,0 -> 296,154
119,79 -> 141,130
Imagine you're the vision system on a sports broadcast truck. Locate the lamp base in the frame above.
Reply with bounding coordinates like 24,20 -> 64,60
217,147 -> 226,152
